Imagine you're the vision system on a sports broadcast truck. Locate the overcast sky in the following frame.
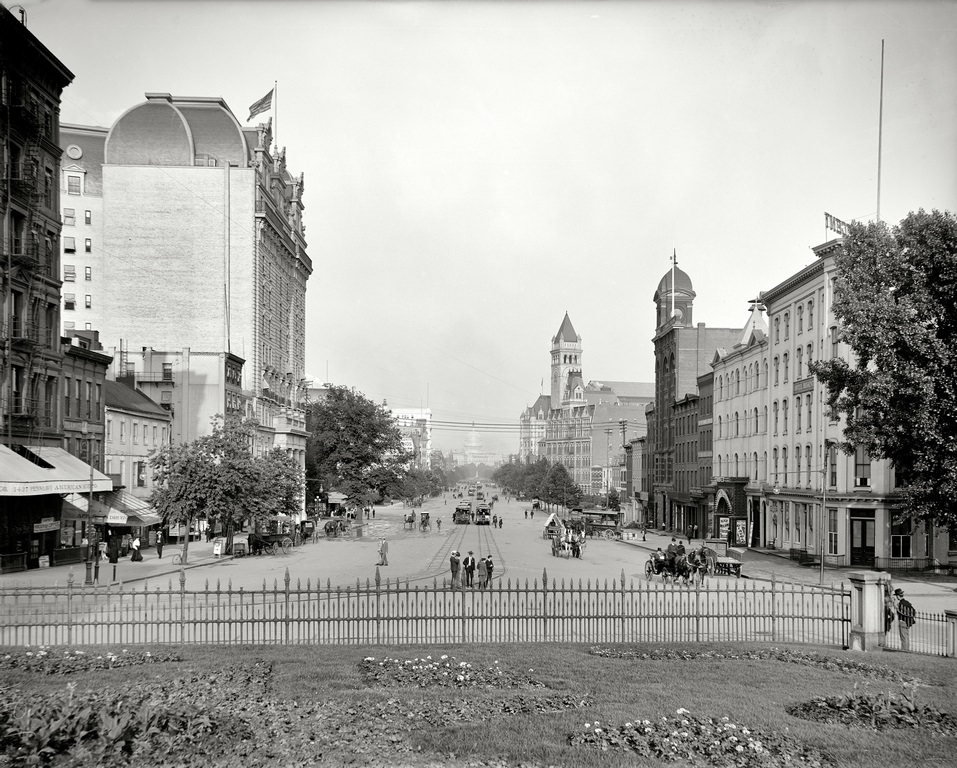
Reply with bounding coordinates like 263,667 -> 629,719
23,0 -> 957,455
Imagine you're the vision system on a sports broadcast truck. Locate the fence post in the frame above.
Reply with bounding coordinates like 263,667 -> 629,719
542,568 -> 548,643
945,609 -> 957,658
179,568 -> 187,644
846,571 -> 889,652
374,567 -> 381,646
770,574 -> 776,643
284,568 -> 291,645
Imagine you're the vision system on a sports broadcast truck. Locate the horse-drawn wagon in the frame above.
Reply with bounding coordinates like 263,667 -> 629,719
247,531 -> 294,555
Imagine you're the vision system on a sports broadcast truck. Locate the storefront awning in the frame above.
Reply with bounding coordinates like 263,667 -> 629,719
0,444 -> 113,496
63,490 -> 162,527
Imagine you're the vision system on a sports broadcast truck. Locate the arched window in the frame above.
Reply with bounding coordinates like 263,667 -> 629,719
806,394 -> 812,430
795,397 -> 802,431
773,401 -> 779,433
782,447 -> 788,481
754,362 -> 759,388
717,455 -> 723,476
752,452 -> 758,481
807,299 -> 814,328
734,412 -> 739,436
805,444 -> 813,484
735,369 -> 741,394
734,453 -> 740,475
807,344 -> 813,368
783,399 -> 789,433
796,347 -> 803,378
783,353 -> 789,382
763,359 -> 768,387
797,305 -> 804,334
753,407 -> 759,434
718,377 -> 723,400
774,316 -> 780,343
773,447 -> 779,482
774,357 -> 780,385
784,312 -> 790,340
717,415 -> 722,438
794,445 -> 801,477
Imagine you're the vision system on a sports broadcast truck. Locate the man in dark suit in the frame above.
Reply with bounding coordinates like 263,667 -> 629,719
462,551 -> 476,587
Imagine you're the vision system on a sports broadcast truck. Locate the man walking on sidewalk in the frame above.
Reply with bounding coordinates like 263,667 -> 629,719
155,531 -> 164,559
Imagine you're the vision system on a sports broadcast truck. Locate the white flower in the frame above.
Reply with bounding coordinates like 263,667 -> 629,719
624,722 -> 633,728
676,707 -> 690,715
441,655 -> 448,660
584,723 -> 591,729
594,728 -> 602,734
736,745 -> 744,752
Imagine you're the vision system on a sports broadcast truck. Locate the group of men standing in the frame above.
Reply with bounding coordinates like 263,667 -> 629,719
450,550 -> 494,589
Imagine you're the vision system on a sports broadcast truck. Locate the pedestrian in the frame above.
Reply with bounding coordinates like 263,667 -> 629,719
371,506 -> 375,518
893,588 -> 916,651
477,556 -> 488,589
449,550 -> 461,588
524,509 -> 528,520
687,526 -> 693,545
498,517 -> 503,529
378,537 -> 389,566
130,536 -> 142,562
463,551 -> 476,587
693,523 -> 699,540
155,530 -> 164,559
486,555 -> 494,586
436,518 -> 442,532
883,582 -> 896,635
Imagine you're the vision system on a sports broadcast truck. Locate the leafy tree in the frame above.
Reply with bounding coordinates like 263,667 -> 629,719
809,210 -> 957,527
541,462 -> 582,510
607,487 -> 621,511
305,385 -> 408,508
151,417 -> 303,561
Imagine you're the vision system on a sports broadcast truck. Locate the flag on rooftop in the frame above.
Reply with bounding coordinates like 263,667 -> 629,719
247,88 -> 273,121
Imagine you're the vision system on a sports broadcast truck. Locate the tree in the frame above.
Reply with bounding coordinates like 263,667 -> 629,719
809,210 -> 957,527
150,416 -> 303,561
541,462 -> 582,510
305,386 -> 408,507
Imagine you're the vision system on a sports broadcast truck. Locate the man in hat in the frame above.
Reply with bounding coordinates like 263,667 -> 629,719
893,588 -> 916,651
449,550 -> 461,588
485,555 -> 494,586
462,551 -> 476,587
377,537 -> 389,566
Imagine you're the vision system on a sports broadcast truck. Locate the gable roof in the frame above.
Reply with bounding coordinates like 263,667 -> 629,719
104,380 -> 169,418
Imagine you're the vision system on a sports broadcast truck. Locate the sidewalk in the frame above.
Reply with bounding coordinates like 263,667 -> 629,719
0,542 -> 233,589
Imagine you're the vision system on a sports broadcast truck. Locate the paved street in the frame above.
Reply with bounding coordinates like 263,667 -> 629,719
3,492 -> 955,616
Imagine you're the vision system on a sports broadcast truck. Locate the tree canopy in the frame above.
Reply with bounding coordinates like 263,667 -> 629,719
150,416 -> 303,560
809,209 -> 957,527
305,385 -> 409,506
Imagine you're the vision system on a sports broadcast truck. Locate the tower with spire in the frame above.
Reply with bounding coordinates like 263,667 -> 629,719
550,312 -> 583,406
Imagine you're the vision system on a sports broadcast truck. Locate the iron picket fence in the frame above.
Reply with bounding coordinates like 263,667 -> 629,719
878,609 -> 951,657
0,568 -> 852,648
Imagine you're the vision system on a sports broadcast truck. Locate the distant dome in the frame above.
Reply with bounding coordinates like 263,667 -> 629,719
656,265 -> 694,296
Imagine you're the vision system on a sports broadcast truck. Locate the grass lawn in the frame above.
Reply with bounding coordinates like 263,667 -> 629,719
1,642 -> 955,767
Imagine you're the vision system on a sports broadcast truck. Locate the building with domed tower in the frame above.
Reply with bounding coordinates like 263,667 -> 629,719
648,259 -> 741,535
57,95 -> 311,486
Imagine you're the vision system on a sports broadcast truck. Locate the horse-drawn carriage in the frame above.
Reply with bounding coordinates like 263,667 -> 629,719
247,531 -> 294,555
404,510 -> 416,530
419,512 -> 431,531
324,519 -> 347,538
645,547 -> 715,585
551,531 -> 584,559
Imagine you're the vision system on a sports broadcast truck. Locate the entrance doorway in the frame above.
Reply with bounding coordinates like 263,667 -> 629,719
850,513 -> 875,566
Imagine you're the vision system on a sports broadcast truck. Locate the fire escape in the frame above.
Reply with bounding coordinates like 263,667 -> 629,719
3,87 -> 49,440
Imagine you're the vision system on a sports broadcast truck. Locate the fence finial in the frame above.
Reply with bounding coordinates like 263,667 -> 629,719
375,566 -> 381,587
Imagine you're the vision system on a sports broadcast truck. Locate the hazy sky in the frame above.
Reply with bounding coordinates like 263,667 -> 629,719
22,0 -> 957,455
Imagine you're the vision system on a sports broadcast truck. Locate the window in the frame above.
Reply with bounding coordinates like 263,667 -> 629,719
774,317 -> 780,343
783,353 -> 789,382
795,397 -> 802,432
805,444 -> 812,484
107,418 -> 112,440
133,423 -> 139,444
84,238 -> 92,253
773,401 -> 779,434
774,357 -> 779,385
153,426 -> 158,444
84,266 -> 91,281
828,444 -> 837,487
44,168 -> 53,207
830,327 -> 839,359
63,293 -> 76,310
734,412 -> 739,436
827,508 -> 838,555
85,381 -> 92,418
63,237 -> 76,253
63,377 -> 71,417
67,175 -> 81,195
162,362 -> 173,381
120,420 -> 126,442
805,394 -> 812,430
63,321 -> 75,330
807,300 -> 814,328
753,408 -> 759,434
891,519 -> 912,558
63,264 -> 76,282
794,445 -> 801,482
772,447 -> 779,483
854,446 -> 872,486
63,208 -> 75,226
135,461 -> 147,488
796,348 -> 803,378
84,210 -> 91,225
783,399 -> 789,433
797,305 -> 804,334
84,295 -> 91,308
784,312 -> 790,340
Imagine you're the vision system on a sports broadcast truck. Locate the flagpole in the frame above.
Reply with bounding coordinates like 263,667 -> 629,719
273,80 -> 278,151
671,248 -> 676,320
876,40 -> 884,223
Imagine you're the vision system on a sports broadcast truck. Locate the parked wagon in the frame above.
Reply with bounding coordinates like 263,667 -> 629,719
248,531 -> 294,555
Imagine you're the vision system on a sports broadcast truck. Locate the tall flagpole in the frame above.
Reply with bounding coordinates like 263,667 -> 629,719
273,80 -> 278,151
876,40 -> 884,223
671,248 -> 676,320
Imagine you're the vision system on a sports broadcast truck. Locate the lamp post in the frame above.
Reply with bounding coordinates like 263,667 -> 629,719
81,421 -> 94,585
604,428 -> 613,507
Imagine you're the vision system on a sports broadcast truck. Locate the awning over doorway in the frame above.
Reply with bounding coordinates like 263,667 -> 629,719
0,444 -> 112,496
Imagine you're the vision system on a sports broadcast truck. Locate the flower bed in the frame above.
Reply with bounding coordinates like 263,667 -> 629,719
786,687 -> 957,735
589,646 -> 923,685
358,654 -> 545,689
569,709 -> 836,767
0,646 -> 180,675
